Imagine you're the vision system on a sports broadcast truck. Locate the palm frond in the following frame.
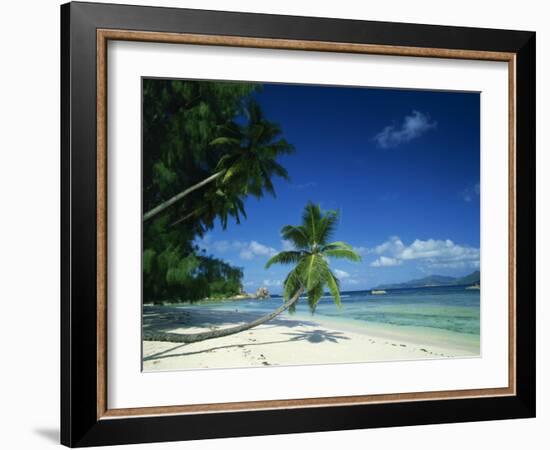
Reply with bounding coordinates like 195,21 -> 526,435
236,198 -> 247,219
306,283 -> 324,313
209,136 -> 241,146
325,270 -> 342,308
259,165 -> 276,197
316,210 -> 338,245
283,266 -> 303,302
321,241 -> 355,251
302,202 -> 322,242
301,254 -> 330,291
264,159 -> 290,181
323,248 -> 362,262
213,154 -> 234,172
281,225 -> 310,250
271,139 -> 295,155
222,162 -> 244,183
265,251 -> 303,269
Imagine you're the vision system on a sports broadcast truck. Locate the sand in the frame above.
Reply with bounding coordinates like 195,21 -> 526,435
142,306 -> 478,371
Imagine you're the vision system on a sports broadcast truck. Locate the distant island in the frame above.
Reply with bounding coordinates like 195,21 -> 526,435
375,271 -> 480,290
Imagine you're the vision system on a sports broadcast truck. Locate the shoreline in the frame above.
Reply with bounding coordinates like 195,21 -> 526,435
142,305 -> 480,371
292,310 -> 480,354
143,294 -> 269,307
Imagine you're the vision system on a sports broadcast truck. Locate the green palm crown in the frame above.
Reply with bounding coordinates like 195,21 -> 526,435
265,202 -> 362,313
207,99 -> 295,228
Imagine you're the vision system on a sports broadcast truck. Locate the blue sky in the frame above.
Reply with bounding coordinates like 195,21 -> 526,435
197,83 -> 480,293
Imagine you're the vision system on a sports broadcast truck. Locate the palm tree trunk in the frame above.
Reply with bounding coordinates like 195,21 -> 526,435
143,170 -> 224,222
143,288 -> 304,344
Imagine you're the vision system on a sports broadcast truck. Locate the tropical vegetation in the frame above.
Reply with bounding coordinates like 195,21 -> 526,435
143,79 -> 293,303
143,203 -> 361,343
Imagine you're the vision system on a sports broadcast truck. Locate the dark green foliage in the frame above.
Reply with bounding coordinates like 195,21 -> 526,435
142,79 -> 291,303
143,79 -> 256,229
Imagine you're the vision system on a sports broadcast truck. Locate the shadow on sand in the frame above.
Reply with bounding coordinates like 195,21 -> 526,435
282,329 -> 349,344
143,328 -> 349,363
142,305 -> 320,333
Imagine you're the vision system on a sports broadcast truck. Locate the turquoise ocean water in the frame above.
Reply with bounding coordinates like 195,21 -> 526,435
177,285 -> 480,354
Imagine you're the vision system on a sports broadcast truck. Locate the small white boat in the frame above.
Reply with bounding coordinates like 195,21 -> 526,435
370,290 -> 387,295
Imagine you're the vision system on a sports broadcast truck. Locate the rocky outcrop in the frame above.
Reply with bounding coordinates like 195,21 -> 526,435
255,287 -> 270,299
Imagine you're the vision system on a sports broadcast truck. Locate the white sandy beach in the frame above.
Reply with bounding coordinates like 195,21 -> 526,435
143,306 -> 479,371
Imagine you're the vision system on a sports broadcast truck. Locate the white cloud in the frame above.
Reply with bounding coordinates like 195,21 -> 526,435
353,238 -> 404,257
196,238 -> 278,261
239,241 -> 277,260
374,111 -> 437,148
262,279 -> 282,287
369,236 -> 480,268
373,235 -> 405,255
353,246 -> 370,256
370,256 -> 403,267
400,239 -> 479,262
462,182 -> 481,202
211,240 -> 233,253
334,269 -> 350,278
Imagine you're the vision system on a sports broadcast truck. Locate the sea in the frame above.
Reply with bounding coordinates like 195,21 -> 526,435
178,285 -> 480,354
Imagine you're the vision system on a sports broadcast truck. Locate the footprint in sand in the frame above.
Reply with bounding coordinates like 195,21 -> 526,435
256,353 -> 270,366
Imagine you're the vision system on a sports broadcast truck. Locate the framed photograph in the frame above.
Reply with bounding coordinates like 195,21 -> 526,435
61,2 -> 536,447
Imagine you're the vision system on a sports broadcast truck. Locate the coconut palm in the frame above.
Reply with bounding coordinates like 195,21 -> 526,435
266,202 -> 362,313
170,186 -> 247,230
143,202 -> 361,344
143,100 -> 294,222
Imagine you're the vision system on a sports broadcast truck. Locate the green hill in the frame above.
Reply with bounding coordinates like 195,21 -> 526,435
454,271 -> 480,286
376,271 -> 480,290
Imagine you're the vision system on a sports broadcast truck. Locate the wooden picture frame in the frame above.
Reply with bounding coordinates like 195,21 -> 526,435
61,1 -> 535,447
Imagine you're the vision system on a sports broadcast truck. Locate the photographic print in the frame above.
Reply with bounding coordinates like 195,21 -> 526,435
142,79 -> 481,371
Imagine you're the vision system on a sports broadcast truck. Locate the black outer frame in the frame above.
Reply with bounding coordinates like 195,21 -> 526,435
60,1 -> 536,447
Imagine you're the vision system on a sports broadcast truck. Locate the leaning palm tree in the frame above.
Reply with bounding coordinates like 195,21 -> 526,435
143,100 -> 294,222
143,202 -> 361,344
